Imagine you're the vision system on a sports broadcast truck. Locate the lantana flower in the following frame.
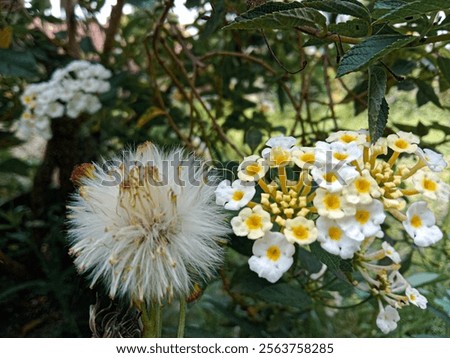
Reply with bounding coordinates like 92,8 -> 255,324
343,169 -> 381,204
313,189 -> 356,219
248,232 -> 295,283
311,164 -> 358,192
416,148 -> 448,172
261,135 -> 296,167
387,131 -> 420,153
326,130 -> 367,145
403,201 -> 443,247
412,171 -> 450,201
338,200 -> 386,241
284,217 -> 318,245
376,304 -> 400,334
315,141 -> 362,164
316,216 -> 361,259
405,286 -> 428,309
215,179 -> 255,210
381,242 -> 401,264
231,205 -> 272,239
237,155 -> 268,182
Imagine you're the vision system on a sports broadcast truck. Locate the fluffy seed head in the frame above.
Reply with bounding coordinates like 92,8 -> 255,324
67,142 -> 229,304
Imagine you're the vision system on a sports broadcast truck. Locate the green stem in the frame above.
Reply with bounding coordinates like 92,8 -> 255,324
177,299 -> 187,338
140,301 -> 163,338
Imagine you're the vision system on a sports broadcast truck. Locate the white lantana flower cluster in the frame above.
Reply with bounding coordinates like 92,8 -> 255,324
13,60 -> 111,140
215,131 -> 448,333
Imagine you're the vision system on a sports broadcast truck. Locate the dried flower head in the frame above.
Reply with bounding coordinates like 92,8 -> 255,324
67,142 -> 229,304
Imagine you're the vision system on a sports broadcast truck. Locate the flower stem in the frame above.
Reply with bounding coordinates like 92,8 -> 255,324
278,166 -> 288,193
141,301 -> 163,338
177,298 -> 187,338
258,178 -> 271,194
401,161 -> 426,180
387,151 -> 400,167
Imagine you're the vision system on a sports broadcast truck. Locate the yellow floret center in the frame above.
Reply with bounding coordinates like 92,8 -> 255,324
333,152 -> 349,161
328,226 -> 342,241
232,190 -> 245,201
323,172 -> 338,183
300,152 -> 315,163
423,178 -> 437,191
271,147 -> 291,166
245,214 -> 263,230
245,163 -> 261,176
410,215 -> 422,228
292,225 -> 309,241
340,134 -> 357,143
409,294 -> 416,301
355,210 -> 370,224
394,138 -> 409,150
324,194 -> 340,210
355,177 -> 371,193
266,245 -> 281,261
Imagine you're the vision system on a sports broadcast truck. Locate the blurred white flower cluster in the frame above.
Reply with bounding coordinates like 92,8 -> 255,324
13,60 -> 112,140
215,131 -> 449,334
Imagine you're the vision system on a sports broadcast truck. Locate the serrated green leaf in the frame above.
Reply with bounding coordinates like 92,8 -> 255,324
375,0 -> 450,24
336,35 -> 415,77
223,4 -> 327,31
256,283 -> 312,308
329,18 -> 369,37
303,0 -> 370,22
368,65 -> 388,142
310,242 -> 353,283
0,49 -> 39,78
415,79 -> 442,108
437,56 -> 450,85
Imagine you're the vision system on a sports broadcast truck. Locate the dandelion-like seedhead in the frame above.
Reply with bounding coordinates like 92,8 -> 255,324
67,142 -> 229,304
13,60 -> 111,140
216,132 -> 449,334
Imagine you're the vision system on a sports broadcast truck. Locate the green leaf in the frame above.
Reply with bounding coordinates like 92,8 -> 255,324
0,49 -> 39,78
336,35 -> 415,77
255,283 -> 312,309
297,247 -> 323,274
230,265 -> 272,295
303,0 -> 371,22
223,2 -> 327,31
310,242 -> 353,283
415,79 -> 442,108
437,56 -> 450,86
329,19 -> 369,37
406,272 -> 441,287
0,158 -> 30,176
375,0 -> 450,24
245,127 -> 263,152
368,65 -> 388,142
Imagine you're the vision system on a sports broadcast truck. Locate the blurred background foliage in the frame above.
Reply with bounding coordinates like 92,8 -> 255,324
0,0 -> 449,337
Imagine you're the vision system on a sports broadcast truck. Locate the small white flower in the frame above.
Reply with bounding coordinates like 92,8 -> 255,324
315,141 -> 362,164
416,148 -> 448,172
403,201 -> 443,247
284,216 -> 318,245
13,116 -> 52,140
311,164 -> 359,193
46,101 -> 65,118
85,95 -> 102,114
376,305 -> 400,334
405,286 -> 427,309
412,170 -> 450,201
381,241 -> 401,264
248,231 -> 295,283
338,200 -> 386,241
313,189 -> 356,219
343,169 -> 381,204
326,130 -> 367,145
231,205 -> 273,239
316,216 -> 361,259
261,135 -> 296,167
237,155 -> 269,182
215,179 -> 255,210
291,147 -> 316,168
387,131 -> 420,153
67,142 -> 229,303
